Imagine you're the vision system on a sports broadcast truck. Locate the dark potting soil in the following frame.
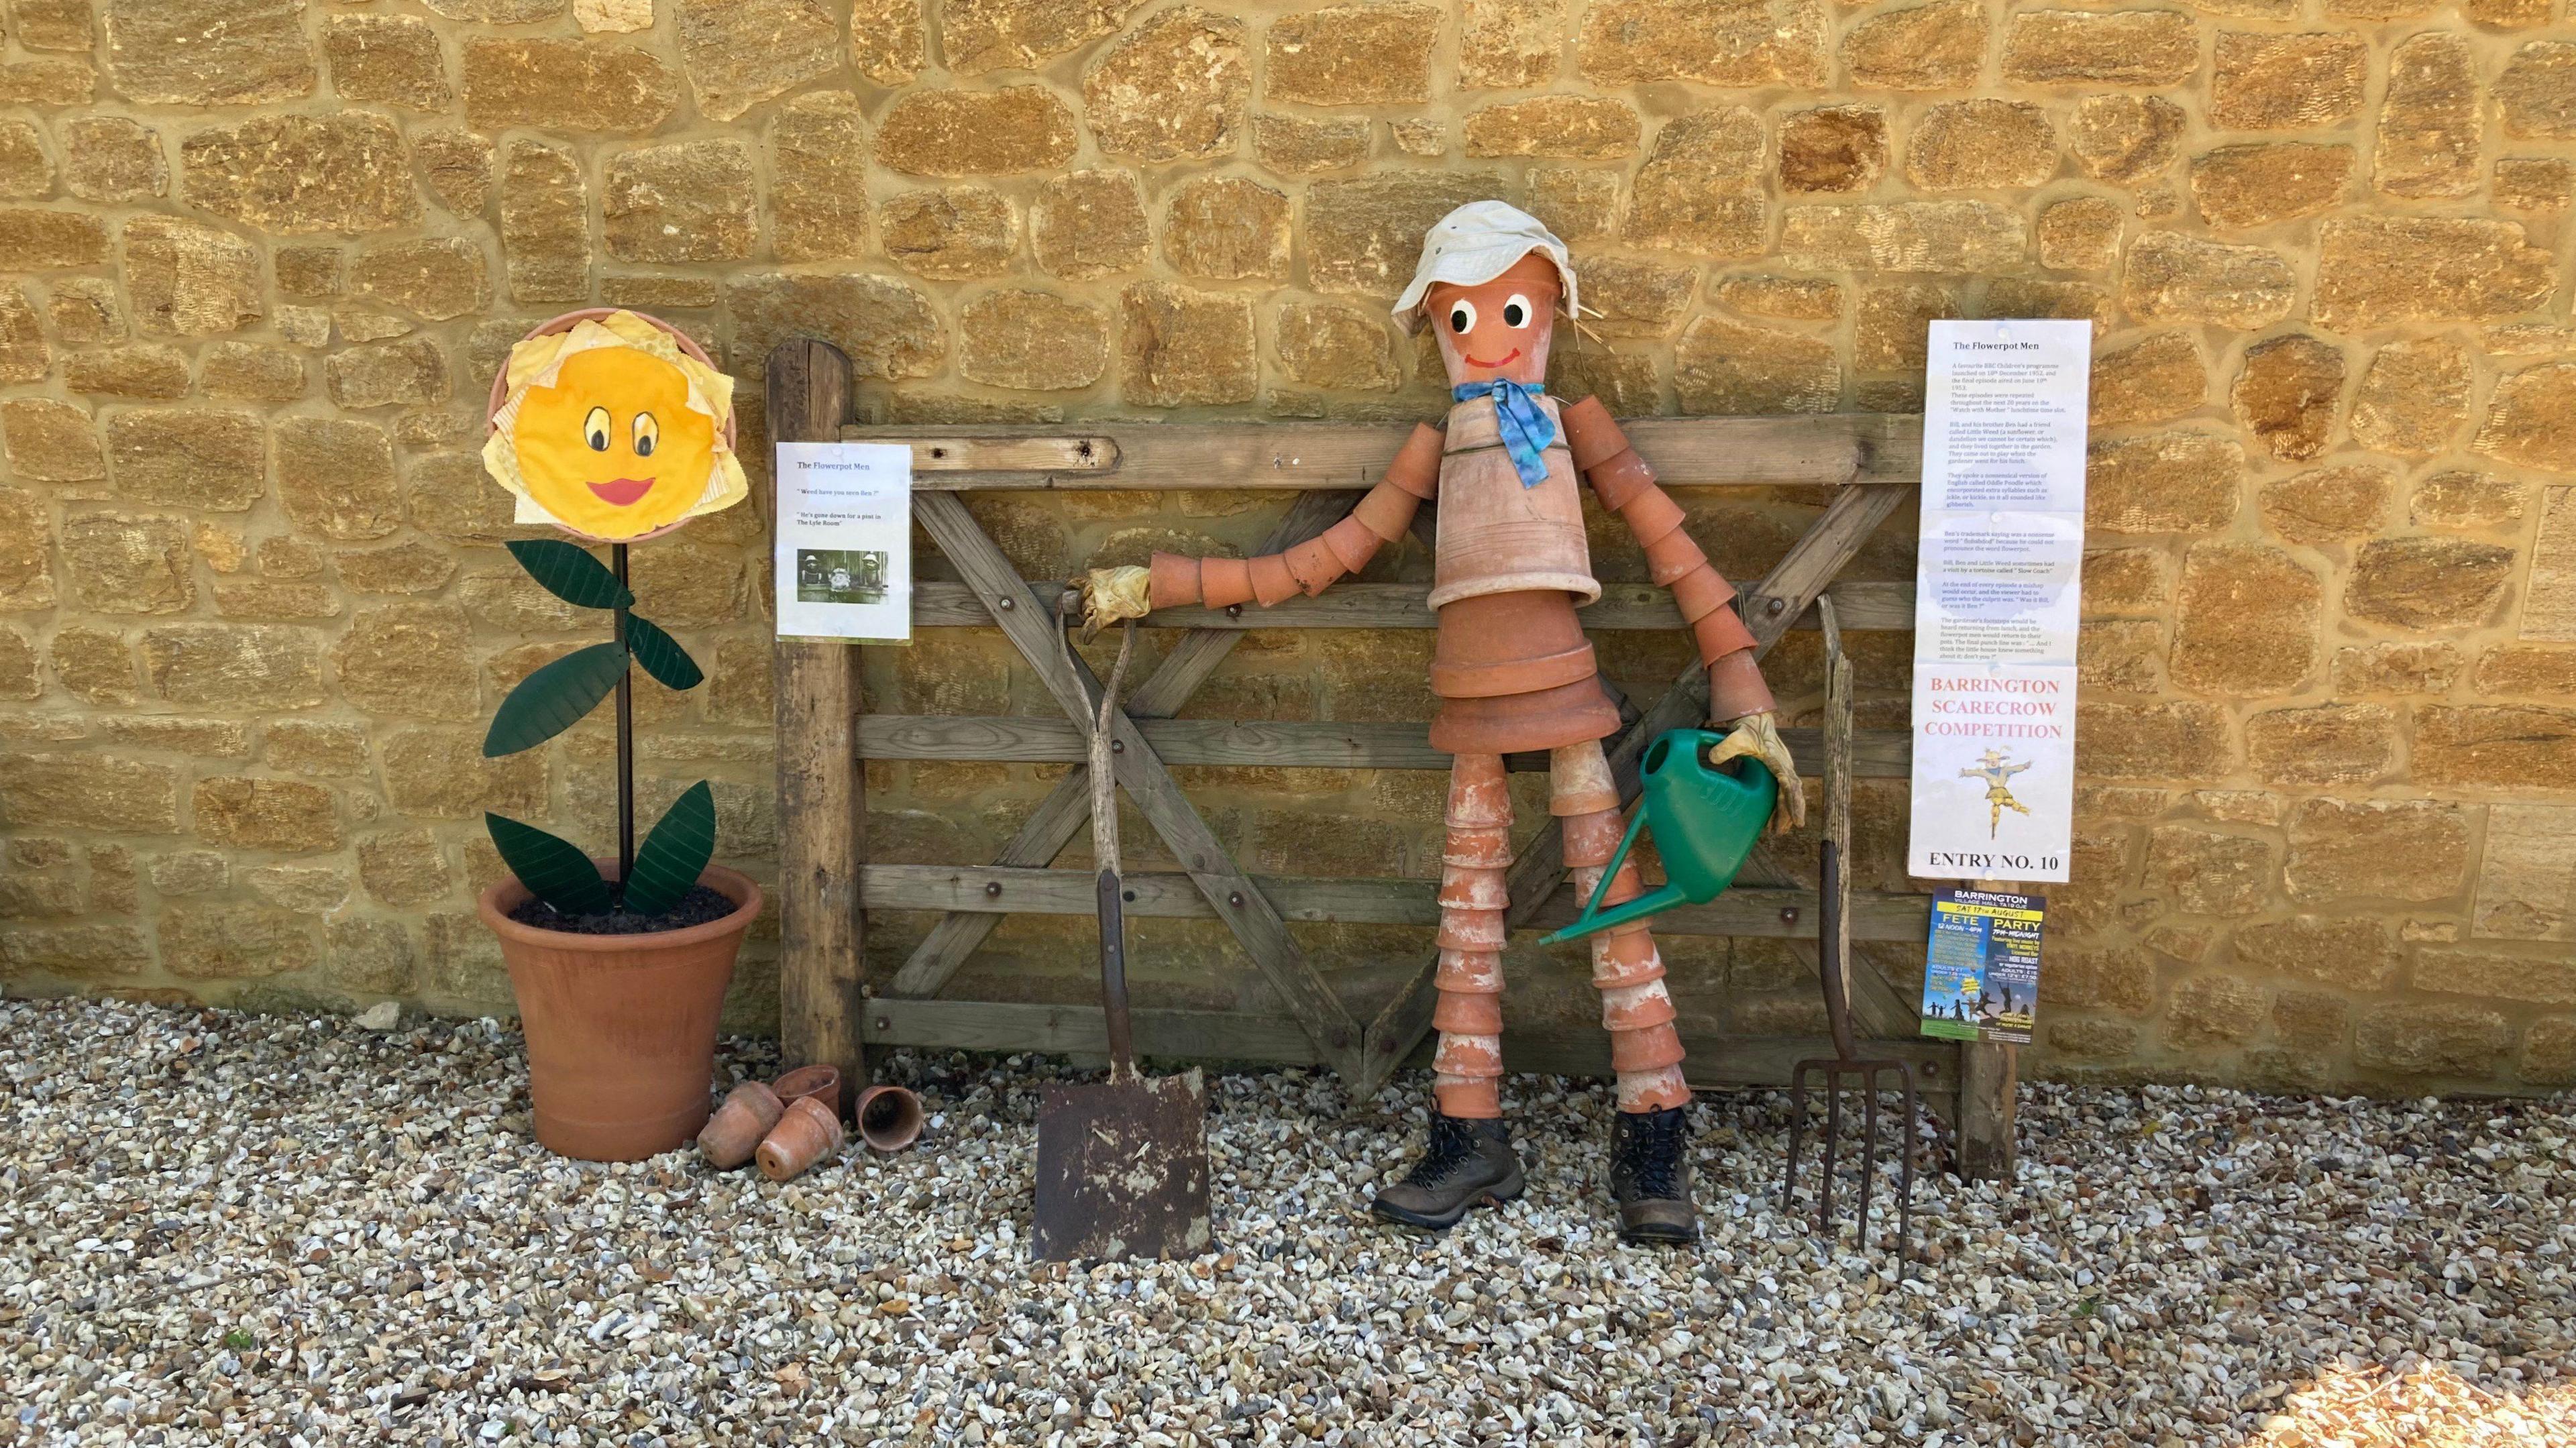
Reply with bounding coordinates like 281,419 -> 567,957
508,885 -> 737,936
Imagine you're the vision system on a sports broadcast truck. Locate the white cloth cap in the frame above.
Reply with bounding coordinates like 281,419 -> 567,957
1391,200 -> 1577,335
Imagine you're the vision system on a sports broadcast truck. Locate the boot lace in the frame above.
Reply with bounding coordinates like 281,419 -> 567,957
1616,1110 -> 1687,1200
1401,1115 -> 1483,1188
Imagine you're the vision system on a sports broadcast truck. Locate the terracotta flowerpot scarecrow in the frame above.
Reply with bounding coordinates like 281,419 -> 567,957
1081,204 -> 1803,1243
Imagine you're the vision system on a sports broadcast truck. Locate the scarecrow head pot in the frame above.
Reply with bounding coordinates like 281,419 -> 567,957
1394,201 -> 1579,391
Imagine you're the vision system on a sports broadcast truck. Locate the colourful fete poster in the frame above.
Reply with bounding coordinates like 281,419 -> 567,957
1920,888 -> 2043,1044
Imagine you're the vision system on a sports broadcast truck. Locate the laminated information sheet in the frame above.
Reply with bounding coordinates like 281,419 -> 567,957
1908,319 -> 2090,881
774,441 -> 912,644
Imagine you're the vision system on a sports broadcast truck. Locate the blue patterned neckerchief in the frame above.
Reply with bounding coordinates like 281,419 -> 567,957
1451,378 -> 1555,488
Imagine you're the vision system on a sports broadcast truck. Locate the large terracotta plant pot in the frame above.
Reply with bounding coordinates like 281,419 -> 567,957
478,863 -> 763,1162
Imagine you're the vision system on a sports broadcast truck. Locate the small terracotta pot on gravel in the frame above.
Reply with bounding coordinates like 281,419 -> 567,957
755,1097 -> 845,1182
770,1064 -> 842,1117
854,1084 -> 925,1154
697,1080 -> 784,1170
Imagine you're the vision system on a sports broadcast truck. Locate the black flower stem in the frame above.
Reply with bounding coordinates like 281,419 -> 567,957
612,542 -> 635,894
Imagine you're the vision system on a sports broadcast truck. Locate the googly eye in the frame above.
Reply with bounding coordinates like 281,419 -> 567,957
633,411 -> 659,459
584,406 -> 610,452
1502,294 -> 1533,329
1447,300 -> 1477,334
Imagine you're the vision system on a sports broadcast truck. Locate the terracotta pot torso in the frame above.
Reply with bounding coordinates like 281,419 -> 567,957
1426,394 -> 1619,756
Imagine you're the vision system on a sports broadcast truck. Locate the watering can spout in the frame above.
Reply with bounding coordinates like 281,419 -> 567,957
1538,731 -> 1775,947
1545,881 -> 1691,944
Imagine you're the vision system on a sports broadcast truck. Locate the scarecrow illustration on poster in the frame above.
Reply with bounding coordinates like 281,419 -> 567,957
1077,205 -> 1801,1245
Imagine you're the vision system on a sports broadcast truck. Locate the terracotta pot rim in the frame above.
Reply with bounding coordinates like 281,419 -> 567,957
478,861 -> 763,955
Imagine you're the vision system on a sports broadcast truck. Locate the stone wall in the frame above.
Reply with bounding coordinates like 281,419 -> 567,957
3,0 -> 2574,1092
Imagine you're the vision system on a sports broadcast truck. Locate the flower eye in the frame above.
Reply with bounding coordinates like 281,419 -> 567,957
583,406 -> 610,453
1503,294 -> 1532,328
1447,300 -> 1477,334
633,411 -> 658,458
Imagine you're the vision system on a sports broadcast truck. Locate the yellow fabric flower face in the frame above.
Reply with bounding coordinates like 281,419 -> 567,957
482,311 -> 748,543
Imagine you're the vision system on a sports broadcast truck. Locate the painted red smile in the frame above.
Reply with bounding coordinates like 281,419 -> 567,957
1464,347 -> 1522,369
586,478 -> 655,506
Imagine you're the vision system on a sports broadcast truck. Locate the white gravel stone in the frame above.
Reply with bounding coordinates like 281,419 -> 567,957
2,995 -> 2572,1445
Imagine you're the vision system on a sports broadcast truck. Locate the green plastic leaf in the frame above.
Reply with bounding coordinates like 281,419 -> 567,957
508,539 -> 632,611
484,642 -> 628,757
486,813 -> 612,915
625,614 -> 703,691
623,781 -> 717,917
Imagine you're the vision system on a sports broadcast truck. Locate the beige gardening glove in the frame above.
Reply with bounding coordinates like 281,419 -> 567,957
1076,565 -> 1152,638
1705,710 -> 1806,835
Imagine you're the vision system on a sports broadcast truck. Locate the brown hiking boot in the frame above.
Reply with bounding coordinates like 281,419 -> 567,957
1371,1113 -> 1524,1230
1609,1104 -> 1699,1245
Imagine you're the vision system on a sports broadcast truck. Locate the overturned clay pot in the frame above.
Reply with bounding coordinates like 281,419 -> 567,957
755,1096 -> 845,1183
854,1084 -> 926,1154
771,1064 -> 843,1117
697,1079 -> 784,1170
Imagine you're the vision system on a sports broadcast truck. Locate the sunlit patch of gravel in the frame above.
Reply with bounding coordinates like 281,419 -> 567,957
3,994 -> 2572,1447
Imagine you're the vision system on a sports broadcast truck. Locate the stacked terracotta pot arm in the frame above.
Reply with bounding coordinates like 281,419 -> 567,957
1144,423 -> 1446,611
1558,396 -> 1777,724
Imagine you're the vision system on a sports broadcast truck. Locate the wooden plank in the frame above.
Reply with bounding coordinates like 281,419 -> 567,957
910,579 -> 1917,632
912,490 -> 1369,1076
855,997 -> 1956,1096
767,339 -> 865,1111
882,491 -> 1356,1001
848,416 -> 1919,491
860,862 -> 1936,940
900,436 -> 1118,473
1356,480 -> 1919,1091
858,714 -> 1916,777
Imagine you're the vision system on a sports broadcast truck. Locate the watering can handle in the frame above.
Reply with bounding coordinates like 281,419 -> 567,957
1574,803 -> 1656,924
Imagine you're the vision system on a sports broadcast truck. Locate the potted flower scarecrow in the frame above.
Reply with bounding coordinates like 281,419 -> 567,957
474,309 -> 763,1162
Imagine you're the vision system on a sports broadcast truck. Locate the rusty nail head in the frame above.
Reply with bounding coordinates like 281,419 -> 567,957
1766,596 -> 1786,615
1780,905 -> 1801,924
1226,604 -> 1242,619
1110,738 -> 1124,754
998,595 -> 1014,611
984,881 -> 1002,897
874,1016 -> 890,1032
1228,891 -> 1244,908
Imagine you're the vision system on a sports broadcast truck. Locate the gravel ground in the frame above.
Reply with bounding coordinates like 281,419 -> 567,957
3,996 -> 2573,1447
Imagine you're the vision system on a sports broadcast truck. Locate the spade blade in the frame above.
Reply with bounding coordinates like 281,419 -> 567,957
1030,1069 -> 1211,1263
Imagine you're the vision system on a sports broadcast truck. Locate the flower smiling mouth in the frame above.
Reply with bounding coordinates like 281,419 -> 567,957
586,478 -> 655,506
1464,347 -> 1521,369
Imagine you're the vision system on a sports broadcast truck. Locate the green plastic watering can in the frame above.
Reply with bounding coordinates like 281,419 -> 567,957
1540,730 -> 1776,946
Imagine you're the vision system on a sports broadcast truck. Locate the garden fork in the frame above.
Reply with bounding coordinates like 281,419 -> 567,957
1781,600 -> 1916,1272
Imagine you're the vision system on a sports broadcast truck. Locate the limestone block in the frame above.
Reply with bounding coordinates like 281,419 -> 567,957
2348,338 -> 2471,457
2259,465 -> 2389,545
2284,797 -> 2468,904
2345,537 -> 2513,630
1084,8 -> 1248,164
2229,334 -> 2342,462
2210,31 -> 2365,131
1266,3 -> 1438,106
959,290 -> 1109,392
2171,542 -> 2318,695
1778,106 -> 1884,194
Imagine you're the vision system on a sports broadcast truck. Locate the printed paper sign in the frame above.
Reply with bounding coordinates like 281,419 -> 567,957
1908,319 -> 2090,882
1920,888 -> 2043,1045
775,441 -> 912,644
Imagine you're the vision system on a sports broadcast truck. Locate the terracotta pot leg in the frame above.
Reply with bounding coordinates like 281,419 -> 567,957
1434,752 -> 1511,1119
1555,740 -> 1688,1114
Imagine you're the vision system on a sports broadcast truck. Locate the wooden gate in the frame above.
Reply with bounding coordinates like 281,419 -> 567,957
766,338 -> 2017,1179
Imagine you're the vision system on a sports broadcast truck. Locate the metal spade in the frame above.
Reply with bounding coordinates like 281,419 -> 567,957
1031,615 -> 1212,1263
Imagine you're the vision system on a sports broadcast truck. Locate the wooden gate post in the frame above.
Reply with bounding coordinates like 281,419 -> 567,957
767,340 -> 865,1108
